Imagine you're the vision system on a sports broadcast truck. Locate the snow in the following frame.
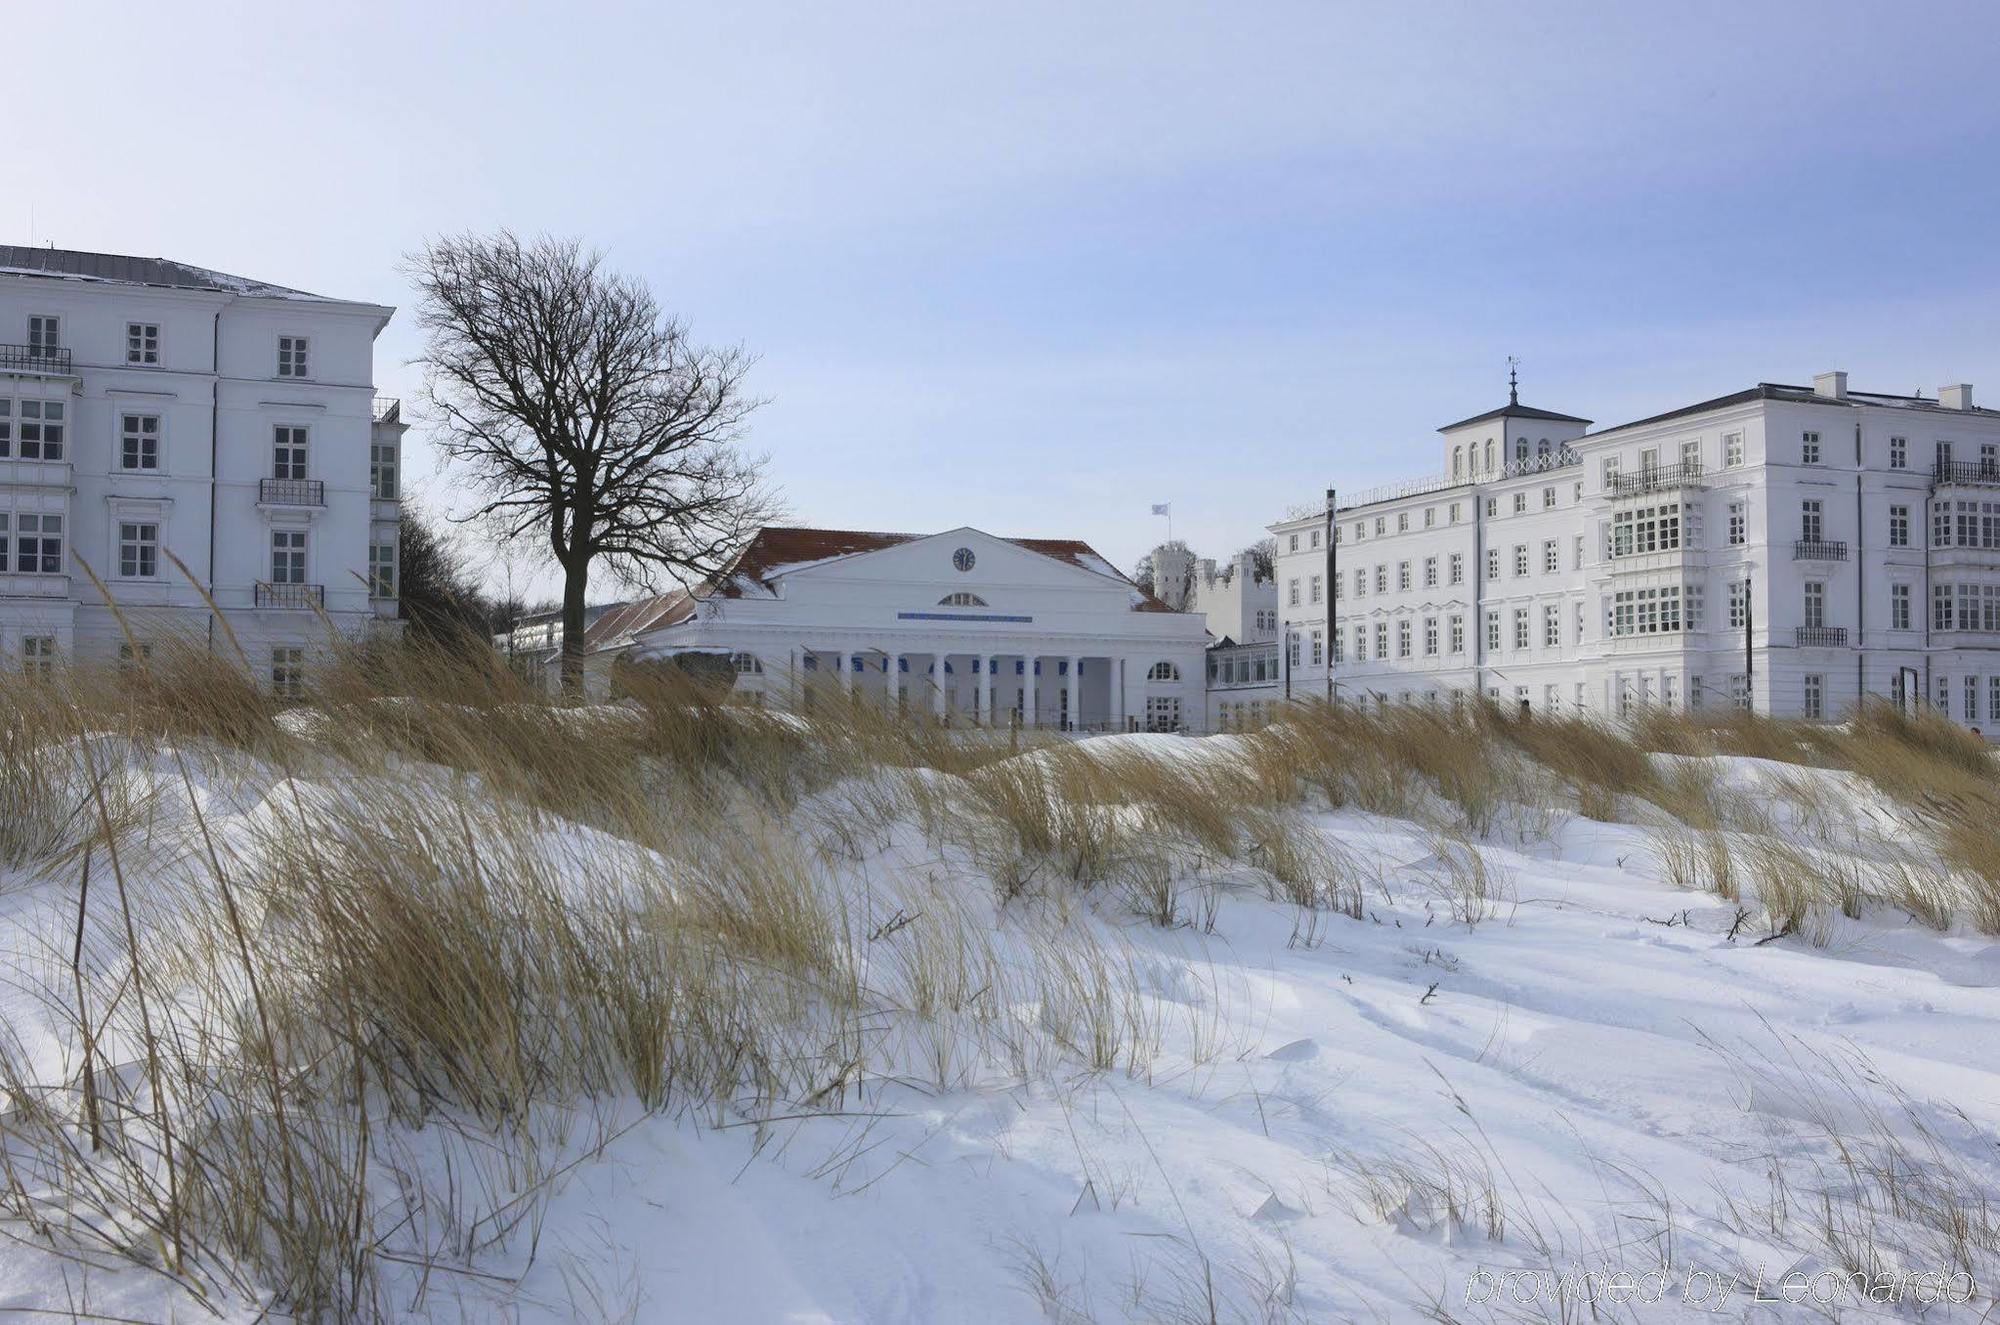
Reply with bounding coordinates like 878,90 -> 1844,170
1,731 -> 1996,1321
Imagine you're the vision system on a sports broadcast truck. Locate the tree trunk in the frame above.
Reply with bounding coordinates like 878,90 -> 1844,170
560,558 -> 589,698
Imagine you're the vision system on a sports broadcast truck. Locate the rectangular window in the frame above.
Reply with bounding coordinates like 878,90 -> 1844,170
1889,436 -> 1907,470
1353,624 -> 1365,662
1610,502 -> 1683,556
126,322 -> 161,365
1804,580 -> 1825,628
1680,439 -> 1700,469
277,335 -> 310,378
1448,615 -> 1465,654
1512,492 -> 1527,515
18,400 -> 65,460
1485,611 -> 1500,653
1728,501 -> 1745,546
1287,533 -> 1298,552
1423,556 -> 1438,588
1603,458 -> 1622,488
1802,431 -> 1821,465
370,442 -> 398,500
117,522 -> 158,579
1935,583 -> 1955,631
1968,676 -> 1981,724
368,542 -> 397,599
1397,620 -> 1411,658
1891,582 -> 1911,630
1373,564 -> 1386,594
1542,539 -> 1558,574
21,635 -> 55,680
1374,517 -> 1385,536
1543,486 -> 1556,509
274,425 -> 308,479
27,315 -> 59,355
1573,534 -> 1585,571
15,513 -> 61,573
1449,553 -> 1464,585
120,414 -> 160,470
1287,632 -> 1300,667
1512,609 -> 1529,650
1513,544 -> 1527,576
1309,629 -> 1324,666
1424,617 -> 1438,655
1309,574 -> 1322,604
1397,561 -> 1411,591
1287,578 -> 1299,607
1486,496 -> 1498,517
1804,674 -> 1824,720
1608,585 -> 1690,637
1354,567 -> 1365,597
1801,499 -> 1823,542
1374,622 -> 1388,660
271,646 -> 305,699
1543,604 -> 1560,647
1397,512 -> 1409,533
1990,677 -> 2000,725
1423,507 -> 1435,528
1889,504 -> 1909,547
1724,432 -> 1744,467
1311,529 -> 1321,548
271,529 -> 306,584
1448,502 -> 1460,525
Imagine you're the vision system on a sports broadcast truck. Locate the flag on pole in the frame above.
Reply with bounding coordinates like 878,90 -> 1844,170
1151,503 -> 1170,516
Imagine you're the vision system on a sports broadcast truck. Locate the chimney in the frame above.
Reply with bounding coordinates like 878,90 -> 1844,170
1813,371 -> 1848,400
1941,383 -> 1974,411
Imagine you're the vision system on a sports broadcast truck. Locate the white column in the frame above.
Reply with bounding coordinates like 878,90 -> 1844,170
1025,655 -> 1038,728
1069,654 -> 1083,730
840,650 -> 854,698
886,653 -> 900,713
978,654 -> 993,727
932,653 -> 948,719
1111,657 -> 1125,732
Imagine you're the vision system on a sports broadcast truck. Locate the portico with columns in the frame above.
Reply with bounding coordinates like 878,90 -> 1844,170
637,526 -> 1210,732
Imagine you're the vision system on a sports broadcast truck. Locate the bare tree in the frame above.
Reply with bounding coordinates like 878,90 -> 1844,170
407,231 -> 774,693
1133,539 -> 1197,611
1237,537 -> 1276,582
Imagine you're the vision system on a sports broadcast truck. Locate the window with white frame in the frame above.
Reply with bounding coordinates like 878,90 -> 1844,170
1889,504 -> 1909,547
1448,502 -> 1460,524
1287,533 -> 1298,552
1969,676 -> 1981,723
1727,579 -> 1748,629
27,315 -> 59,356
22,635 -> 55,680
1512,608 -> 1529,650
1512,492 -> 1527,515
1485,610 -> 1499,652
1804,580 -> 1825,628
1146,660 -> 1180,682
1802,431 -> 1821,465
1512,543 -> 1527,576
277,336 -> 310,378
271,646 -> 305,699
126,322 -> 160,365
1801,499 -> 1823,542
1573,534 -> 1585,570
1889,436 -> 1907,470
1607,585 -> 1689,637
1543,486 -> 1556,509
1397,561 -> 1410,591
1353,567 -> 1365,597
1287,632 -> 1300,667
271,529 -> 306,584
1891,582 -> 1912,630
273,425 -> 308,480
1309,574 -> 1323,604
15,513 -> 61,573
118,521 -> 158,578
1423,556 -> 1437,588
1423,617 -> 1438,655
1542,539 -> 1558,574
1680,439 -> 1700,469
1610,503 -> 1682,556
1449,615 -> 1465,653
1727,501 -> 1745,546
1397,512 -> 1409,533
16,400 -> 64,459
1449,552 -> 1464,585
369,543 -> 397,599
1311,529 -> 1321,548
1352,625 -> 1364,661
120,414 -> 160,470
1286,578 -> 1299,607
1485,496 -> 1497,517
1423,506 -> 1435,528
370,442 -> 398,500
1397,620 -> 1411,658
1373,564 -> 1386,594
1543,604 -> 1560,647
1723,432 -> 1744,467
1804,673 -> 1824,720
1374,623 -> 1387,659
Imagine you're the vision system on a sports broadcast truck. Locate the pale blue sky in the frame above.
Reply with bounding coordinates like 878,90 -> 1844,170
16,1 -> 2000,589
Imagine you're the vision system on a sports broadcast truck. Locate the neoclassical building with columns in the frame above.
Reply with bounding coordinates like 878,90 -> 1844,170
634,525 -> 1211,731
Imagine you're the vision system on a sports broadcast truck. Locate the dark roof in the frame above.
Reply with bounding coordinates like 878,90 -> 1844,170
719,525 -> 1172,611
1437,402 -> 1593,432
0,245 -> 336,301
1597,382 -> 2000,435
582,592 -> 699,653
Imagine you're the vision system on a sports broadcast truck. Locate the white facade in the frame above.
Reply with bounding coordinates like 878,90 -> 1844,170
637,525 -> 1211,731
1273,373 -> 2000,731
0,247 -> 400,685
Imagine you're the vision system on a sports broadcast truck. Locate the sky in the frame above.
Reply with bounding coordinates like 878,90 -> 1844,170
14,1 -> 2000,595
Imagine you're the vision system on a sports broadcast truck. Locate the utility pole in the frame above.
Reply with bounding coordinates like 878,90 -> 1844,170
1324,486 -> 1337,704
1743,577 -> 1754,714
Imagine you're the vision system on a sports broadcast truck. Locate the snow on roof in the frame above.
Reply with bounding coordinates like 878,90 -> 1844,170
0,245 -> 353,303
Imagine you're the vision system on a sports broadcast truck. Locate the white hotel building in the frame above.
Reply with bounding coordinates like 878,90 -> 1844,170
0,247 -> 402,685
1273,372 -> 2000,729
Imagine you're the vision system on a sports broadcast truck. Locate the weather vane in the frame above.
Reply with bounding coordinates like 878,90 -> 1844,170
1507,355 -> 1521,406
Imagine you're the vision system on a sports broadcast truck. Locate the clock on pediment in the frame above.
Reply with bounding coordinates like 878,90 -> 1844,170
952,547 -> 976,572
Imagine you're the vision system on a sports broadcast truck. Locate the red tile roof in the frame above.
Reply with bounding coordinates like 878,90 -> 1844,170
718,526 -> 1173,611
582,590 -> 699,653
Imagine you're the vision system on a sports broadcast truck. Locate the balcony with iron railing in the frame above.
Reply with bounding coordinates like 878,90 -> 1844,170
1795,625 -> 1849,648
1792,539 -> 1849,561
256,582 -> 325,609
371,396 -> 401,423
1932,459 -> 2000,487
1608,461 -> 1705,498
258,477 -> 325,506
0,344 -> 75,375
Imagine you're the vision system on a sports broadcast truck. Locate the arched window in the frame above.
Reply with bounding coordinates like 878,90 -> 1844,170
1536,438 -> 1551,462
1484,439 -> 1495,471
1147,660 -> 1181,682
731,652 -> 763,674
938,591 -> 988,606
1515,437 -> 1529,463
1452,446 -> 1464,480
